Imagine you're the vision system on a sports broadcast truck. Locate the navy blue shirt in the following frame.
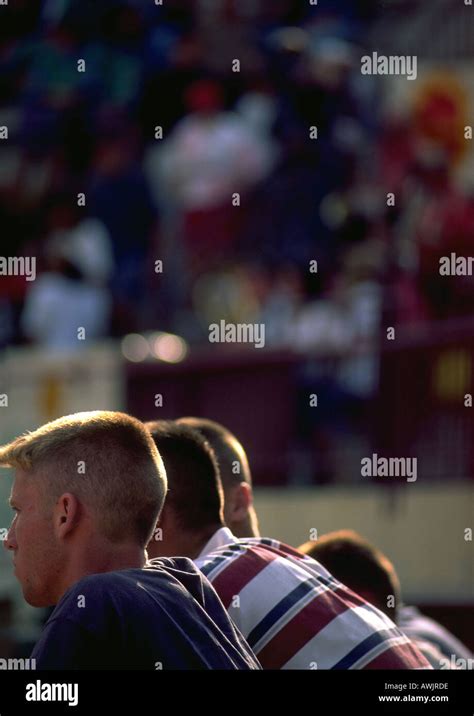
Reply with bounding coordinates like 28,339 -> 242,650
31,557 -> 260,670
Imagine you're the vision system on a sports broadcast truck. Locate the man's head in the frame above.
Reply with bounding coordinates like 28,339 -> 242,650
146,421 -> 224,559
299,530 -> 401,621
176,417 -> 260,538
1,411 -> 166,608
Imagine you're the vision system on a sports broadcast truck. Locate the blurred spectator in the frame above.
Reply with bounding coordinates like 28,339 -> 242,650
0,0 -> 473,351
380,74 -> 474,327
87,119 -> 158,327
21,229 -> 111,351
150,79 -> 277,274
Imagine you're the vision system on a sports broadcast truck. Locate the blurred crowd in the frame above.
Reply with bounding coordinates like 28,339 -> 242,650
1,0 -> 474,354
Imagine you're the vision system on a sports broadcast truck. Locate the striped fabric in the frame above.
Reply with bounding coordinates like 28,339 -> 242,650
196,532 -> 432,670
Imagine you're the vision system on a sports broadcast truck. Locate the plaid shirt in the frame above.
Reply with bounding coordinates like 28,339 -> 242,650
196,529 -> 432,670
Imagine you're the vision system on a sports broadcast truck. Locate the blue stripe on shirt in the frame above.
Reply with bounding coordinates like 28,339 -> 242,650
247,577 -> 319,649
331,626 -> 405,669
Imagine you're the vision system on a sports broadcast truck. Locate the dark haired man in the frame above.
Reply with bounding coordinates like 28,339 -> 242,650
147,420 -> 431,670
177,417 -> 259,538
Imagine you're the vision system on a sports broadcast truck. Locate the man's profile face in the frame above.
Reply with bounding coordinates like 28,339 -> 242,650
4,469 -> 62,607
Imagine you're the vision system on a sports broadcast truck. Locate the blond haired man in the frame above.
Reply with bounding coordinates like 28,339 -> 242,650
1,411 -> 260,670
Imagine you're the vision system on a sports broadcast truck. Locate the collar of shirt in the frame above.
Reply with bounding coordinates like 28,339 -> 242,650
197,526 -> 237,560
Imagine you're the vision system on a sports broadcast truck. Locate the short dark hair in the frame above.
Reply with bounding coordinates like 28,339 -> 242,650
299,530 -> 401,620
146,420 -> 224,533
176,418 -> 252,490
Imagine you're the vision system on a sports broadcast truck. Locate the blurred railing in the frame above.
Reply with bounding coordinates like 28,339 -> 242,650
126,318 -> 474,485
0,316 -> 472,488
377,316 -> 474,483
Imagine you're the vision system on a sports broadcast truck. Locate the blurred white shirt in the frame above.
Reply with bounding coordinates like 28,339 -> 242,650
21,273 -> 110,350
149,111 -> 277,210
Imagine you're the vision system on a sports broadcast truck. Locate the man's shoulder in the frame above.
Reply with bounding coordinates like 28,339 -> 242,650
196,537 -> 327,580
69,558 -> 198,592
55,559 -> 193,609
63,569 -> 141,596
146,556 -> 201,575
200,536 -> 319,561
51,571 -> 138,621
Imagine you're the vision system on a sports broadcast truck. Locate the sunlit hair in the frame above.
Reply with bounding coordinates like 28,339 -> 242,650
299,530 -> 401,620
0,411 -> 167,547
176,417 -> 252,490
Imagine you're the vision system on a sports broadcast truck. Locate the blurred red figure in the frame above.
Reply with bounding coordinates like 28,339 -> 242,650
158,79 -> 276,274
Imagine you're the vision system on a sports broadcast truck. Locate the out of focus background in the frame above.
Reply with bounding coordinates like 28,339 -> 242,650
0,0 -> 473,657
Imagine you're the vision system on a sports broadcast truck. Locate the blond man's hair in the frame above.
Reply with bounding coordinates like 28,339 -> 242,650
0,411 -> 167,547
